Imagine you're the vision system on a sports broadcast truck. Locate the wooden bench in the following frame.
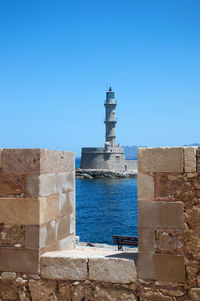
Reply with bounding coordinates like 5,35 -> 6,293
112,235 -> 138,250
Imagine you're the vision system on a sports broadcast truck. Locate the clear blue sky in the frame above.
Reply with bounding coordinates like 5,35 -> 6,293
1,0 -> 200,156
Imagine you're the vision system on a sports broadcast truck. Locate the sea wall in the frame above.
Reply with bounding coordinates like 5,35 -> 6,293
1,147 -> 200,300
125,159 -> 138,171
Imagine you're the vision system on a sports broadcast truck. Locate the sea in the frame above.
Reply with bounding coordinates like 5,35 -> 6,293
75,158 -> 138,245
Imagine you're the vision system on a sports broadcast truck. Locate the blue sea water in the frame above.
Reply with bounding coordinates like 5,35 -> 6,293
75,158 -> 138,245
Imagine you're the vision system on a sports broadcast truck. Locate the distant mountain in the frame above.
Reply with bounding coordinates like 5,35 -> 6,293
122,143 -> 200,160
183,143 -> 200,147
122,145 -> 146,160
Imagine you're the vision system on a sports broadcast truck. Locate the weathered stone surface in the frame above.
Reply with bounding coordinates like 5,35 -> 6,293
26,175 -> 39,197
154,254 -> 185,282
184,230 -> 200,260
39,220 -> 57,248
0,174 -> 26,197
186,260 -> 199,286
0,198 -> 40,225
0,225 -> 25,247
29,279 -> 57,301
138,173 -> 154,201
1,272 -> 17,279
138,201 -> 184,229
72,285 -> 94,301
58,191 -> 74,217
155,230 -> 183,255
57,216 -> 70,240
89,257 -> 137,283
41,252 -> 87,280
38,172 -> 74,197
2,149 -> 74,174
189,288 -> 200,300
40,194 -> 59,224
140,291 -> 173,301
41,235 -> 75,253
94,285 -> 136,301
138,228 -> 155,253
184,147 -> 197,172
185,206 -> 200,232
138,252 -> 155,279
138,147 -> 183,173
25,225 -> 39,249
159,288 -> 184,297
40,150 -> 75,173
0,281 -> 18,300
0,248 -> 39,273
58,282 -> 71,301
2,149 -> 41,174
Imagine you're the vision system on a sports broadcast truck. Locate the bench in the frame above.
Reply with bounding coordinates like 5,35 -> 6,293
112,235 -> 138,250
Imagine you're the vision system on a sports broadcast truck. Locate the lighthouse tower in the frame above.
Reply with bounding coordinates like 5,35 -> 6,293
104,87 -> 117,148
80,87 -> 128,172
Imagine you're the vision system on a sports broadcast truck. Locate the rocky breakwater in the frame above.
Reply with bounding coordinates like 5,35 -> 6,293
76,168 -> 137,179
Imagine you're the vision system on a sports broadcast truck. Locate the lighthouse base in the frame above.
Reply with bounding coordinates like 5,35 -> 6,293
80,147 -> 127,173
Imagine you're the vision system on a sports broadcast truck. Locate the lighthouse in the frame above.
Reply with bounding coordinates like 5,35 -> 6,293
80,87 -> 129,172
104,87 -> 117,148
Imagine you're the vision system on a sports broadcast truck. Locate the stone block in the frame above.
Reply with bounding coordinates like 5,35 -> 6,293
58,191 -> 74,217
138,253 -> 185,282
57,216 -> 70,240
138,252 -> 155,279
2,149 -> 41,174
138,201 -> 184,229
1,272 -> 17,280
89,257 -> 137,283
154,173 -> 169,201
138,228 -> 155,253
2,149 -> 75,174
40,194 -> 59,224
138,173 -> 154,201
138,147 -> 183,173
25,225 -> 39,249
39,220 -> 57,248
62,171 -> 75,193
26,175 -> 39,198
40,235 -> 75,254
0,174 -> 26,197
39,174 -> 57,196
0,248 -> 39,273
38,172 -> 74,197
0,198 -> 40,225
40,150 -> 75,173
94,285 -> 137,300
154,254 -> 185,282
41,252 -> 87,280
184,147 -> 197,173
0,224 -> 25,247
140,291 -> 173,301
70,213 -> 75,234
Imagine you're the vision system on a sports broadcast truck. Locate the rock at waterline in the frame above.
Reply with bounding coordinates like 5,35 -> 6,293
76,168 -> 137,179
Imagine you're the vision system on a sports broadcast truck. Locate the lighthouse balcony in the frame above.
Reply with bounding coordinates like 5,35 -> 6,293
104,100 -> 117,105
104,119 -> 117,123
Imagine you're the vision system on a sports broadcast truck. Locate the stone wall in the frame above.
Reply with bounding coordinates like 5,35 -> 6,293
1,147 -> 200,300
0,149 -> 75,274
137,146 -> 200,300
